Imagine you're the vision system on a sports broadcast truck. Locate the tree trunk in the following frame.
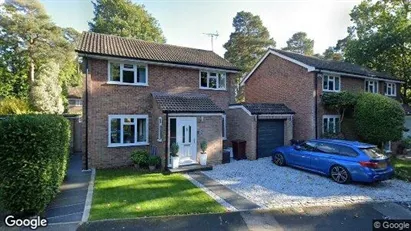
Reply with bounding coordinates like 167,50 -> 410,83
29,61 -> 35,85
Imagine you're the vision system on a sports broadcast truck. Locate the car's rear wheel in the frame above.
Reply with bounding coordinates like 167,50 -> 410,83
330,165 -> 351,184
273,152 -> 286,166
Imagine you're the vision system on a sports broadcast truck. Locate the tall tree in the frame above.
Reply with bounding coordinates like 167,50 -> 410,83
282,32 -> 314,55
322,46 -> 343,61
89,0 -> 166,43
342,0 -> 411,102
224,11 -> 276,101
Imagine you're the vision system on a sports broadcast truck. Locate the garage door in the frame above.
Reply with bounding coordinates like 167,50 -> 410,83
257,119 -> 285,158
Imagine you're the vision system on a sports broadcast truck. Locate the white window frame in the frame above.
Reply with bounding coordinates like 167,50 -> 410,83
157,117 -> 163,142
383,141 -> 392,153
222,114 -> 226,140
365,79 -> 378,93
384,82 -> 397,96
322,74 -> 341,92
199,71 -> 227,90
322,115 -> 341,134
108,115 -> 149,147
107,61 -> 148,86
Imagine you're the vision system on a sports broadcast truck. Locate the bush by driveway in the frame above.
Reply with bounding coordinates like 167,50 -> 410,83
203,158 -> 411,209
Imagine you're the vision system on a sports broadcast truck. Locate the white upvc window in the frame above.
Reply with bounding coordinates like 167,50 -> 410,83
108,61 -> 148,86
384,82 -> 397,96
68,99 -> 82,106
199,71 -> 226,90
157,117 -> 163,142
365,80 -> 378,93
222,114 -> 226,140
323,115 -> 340,134
322,74 -> 340,92
108,115 -> 149,147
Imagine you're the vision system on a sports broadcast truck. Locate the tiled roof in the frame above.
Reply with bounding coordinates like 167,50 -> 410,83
231,103 -> 295,115
271,49 -> 398,81
76,32 -> 239,71
152,92 -> 224,113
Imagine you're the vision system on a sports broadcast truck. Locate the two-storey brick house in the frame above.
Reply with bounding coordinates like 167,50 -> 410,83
76,32 -> 240,169
240,48 -> 403,154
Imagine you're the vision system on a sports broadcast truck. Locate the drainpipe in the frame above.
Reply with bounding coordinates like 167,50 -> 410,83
314,73 -> 318,139
165,112 -> 169,170
84,58 -> 89,170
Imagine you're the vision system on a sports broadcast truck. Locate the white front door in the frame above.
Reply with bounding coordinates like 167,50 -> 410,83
176,117 -> 197,165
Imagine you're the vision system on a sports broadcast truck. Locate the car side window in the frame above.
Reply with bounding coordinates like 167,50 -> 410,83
336,145 -> 358,157
316,143 -> 339,154
300,141 -> 318,151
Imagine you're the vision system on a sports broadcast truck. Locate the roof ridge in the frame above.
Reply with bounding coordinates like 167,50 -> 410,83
83,31 -> 216,54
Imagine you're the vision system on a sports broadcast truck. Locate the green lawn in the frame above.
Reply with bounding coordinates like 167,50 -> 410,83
392,158 -> 411,181
89,169 -> 226,220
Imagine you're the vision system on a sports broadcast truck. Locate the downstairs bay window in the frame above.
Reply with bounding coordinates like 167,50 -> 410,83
323,115 -> 340,134
108,115 -> 149,147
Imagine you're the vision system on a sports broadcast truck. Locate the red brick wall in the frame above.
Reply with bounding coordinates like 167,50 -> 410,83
244,54 -> 316,140
84,58 -> 235,168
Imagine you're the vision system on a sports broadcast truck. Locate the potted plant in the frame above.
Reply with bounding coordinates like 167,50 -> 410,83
148,155 -> 161,171
170,143 -> 179,169
200,140 -> 207,166
131,150 -> 148,169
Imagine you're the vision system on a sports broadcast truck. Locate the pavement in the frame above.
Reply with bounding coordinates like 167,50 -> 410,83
77,201 -> 411,231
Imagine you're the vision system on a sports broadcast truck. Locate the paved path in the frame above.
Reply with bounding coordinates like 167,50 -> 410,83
78,201 -> 411,231
188,172 -> 260,211
43,153 -> 91,230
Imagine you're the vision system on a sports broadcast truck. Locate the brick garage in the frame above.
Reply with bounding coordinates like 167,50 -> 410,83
227,103 -> 294,160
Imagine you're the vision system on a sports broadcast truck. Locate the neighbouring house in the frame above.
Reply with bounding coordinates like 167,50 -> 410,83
67,87 -> 83,114
75,32 -> 240,169
240,48 -> 404,153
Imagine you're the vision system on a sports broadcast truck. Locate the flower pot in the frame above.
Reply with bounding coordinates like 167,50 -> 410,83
200,153 -> 207,166
171,156 -> 180,169
149,165 -> 156,171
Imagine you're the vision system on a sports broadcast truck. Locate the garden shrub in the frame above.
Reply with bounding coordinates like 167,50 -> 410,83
0,98 -> 31,115
0,114 -> 71,215
131,150 -> 149,167
354,93 -> 404,145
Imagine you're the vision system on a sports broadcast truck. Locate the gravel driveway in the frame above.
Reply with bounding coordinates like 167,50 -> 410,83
203,158 -> 411,209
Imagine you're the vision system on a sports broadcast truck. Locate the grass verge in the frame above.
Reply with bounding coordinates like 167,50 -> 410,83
392,158 -> 411,181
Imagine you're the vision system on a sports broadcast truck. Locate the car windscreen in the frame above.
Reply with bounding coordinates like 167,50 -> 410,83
360,147 -> 387,159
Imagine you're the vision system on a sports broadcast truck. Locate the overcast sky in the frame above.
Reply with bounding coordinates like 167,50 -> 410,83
40,0 -> 361,57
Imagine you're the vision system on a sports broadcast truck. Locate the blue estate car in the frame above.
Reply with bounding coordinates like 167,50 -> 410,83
272,139 -> 394,184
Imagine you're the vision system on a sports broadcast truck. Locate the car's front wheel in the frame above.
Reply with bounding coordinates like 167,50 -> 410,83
330,165 -> 351,184
272,152 -> 286,166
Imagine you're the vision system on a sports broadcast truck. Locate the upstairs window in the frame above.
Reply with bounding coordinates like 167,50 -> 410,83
200,71 -> 226,90
384,82 -> 396,96
108,62 -> 147,85
365,80 -> 378,93
323,75 -> 340,92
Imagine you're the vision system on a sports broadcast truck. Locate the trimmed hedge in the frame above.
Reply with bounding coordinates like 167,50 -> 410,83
354,93 -> 404,145
0,115 -> 71,214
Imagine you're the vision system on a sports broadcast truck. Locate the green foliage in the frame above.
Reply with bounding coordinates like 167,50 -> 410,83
0,98 -> 31,115
170,143 -> 179,157
282,32 -> 314,55
147,156 -> 161,166
131,150 -> 149,166
31,62 -> 64,114
223,11 -> 275,101
342,0 -> 411,102
0,115 -> 71,214
322,91 -> 358,112
354,93 -> 405,145
89,0 -> 166,43
200,141 -> 207,153
401,136 -> 411,149
322,46 -> 343,61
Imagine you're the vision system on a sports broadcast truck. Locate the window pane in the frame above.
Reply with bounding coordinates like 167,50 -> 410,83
209,77 -> 217,89
317,143 -> 338,154
137,118 -> 147,142
329,118 -> 335,133
189,125 -> 191,143
124,118 -> 134,123
335,117 -> 340,132
123,124 -> 135,144
323,76 -> 328,90
123,64 -> 134,69
170,119 -> 176,138
329,80 -> 334,91
338,146 -> 357,157
182,126 -> 185,143
110,118 -> 121,144
323,118 -> 328,133
222,117 -> 225,138
200,72 -> 207,87
110,63 -> 120,81
137,67 -> 146,83
123,70 -> 134,83
210,72 -> 217,77
335,77 -> 340,90
218,73 -> 226,89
